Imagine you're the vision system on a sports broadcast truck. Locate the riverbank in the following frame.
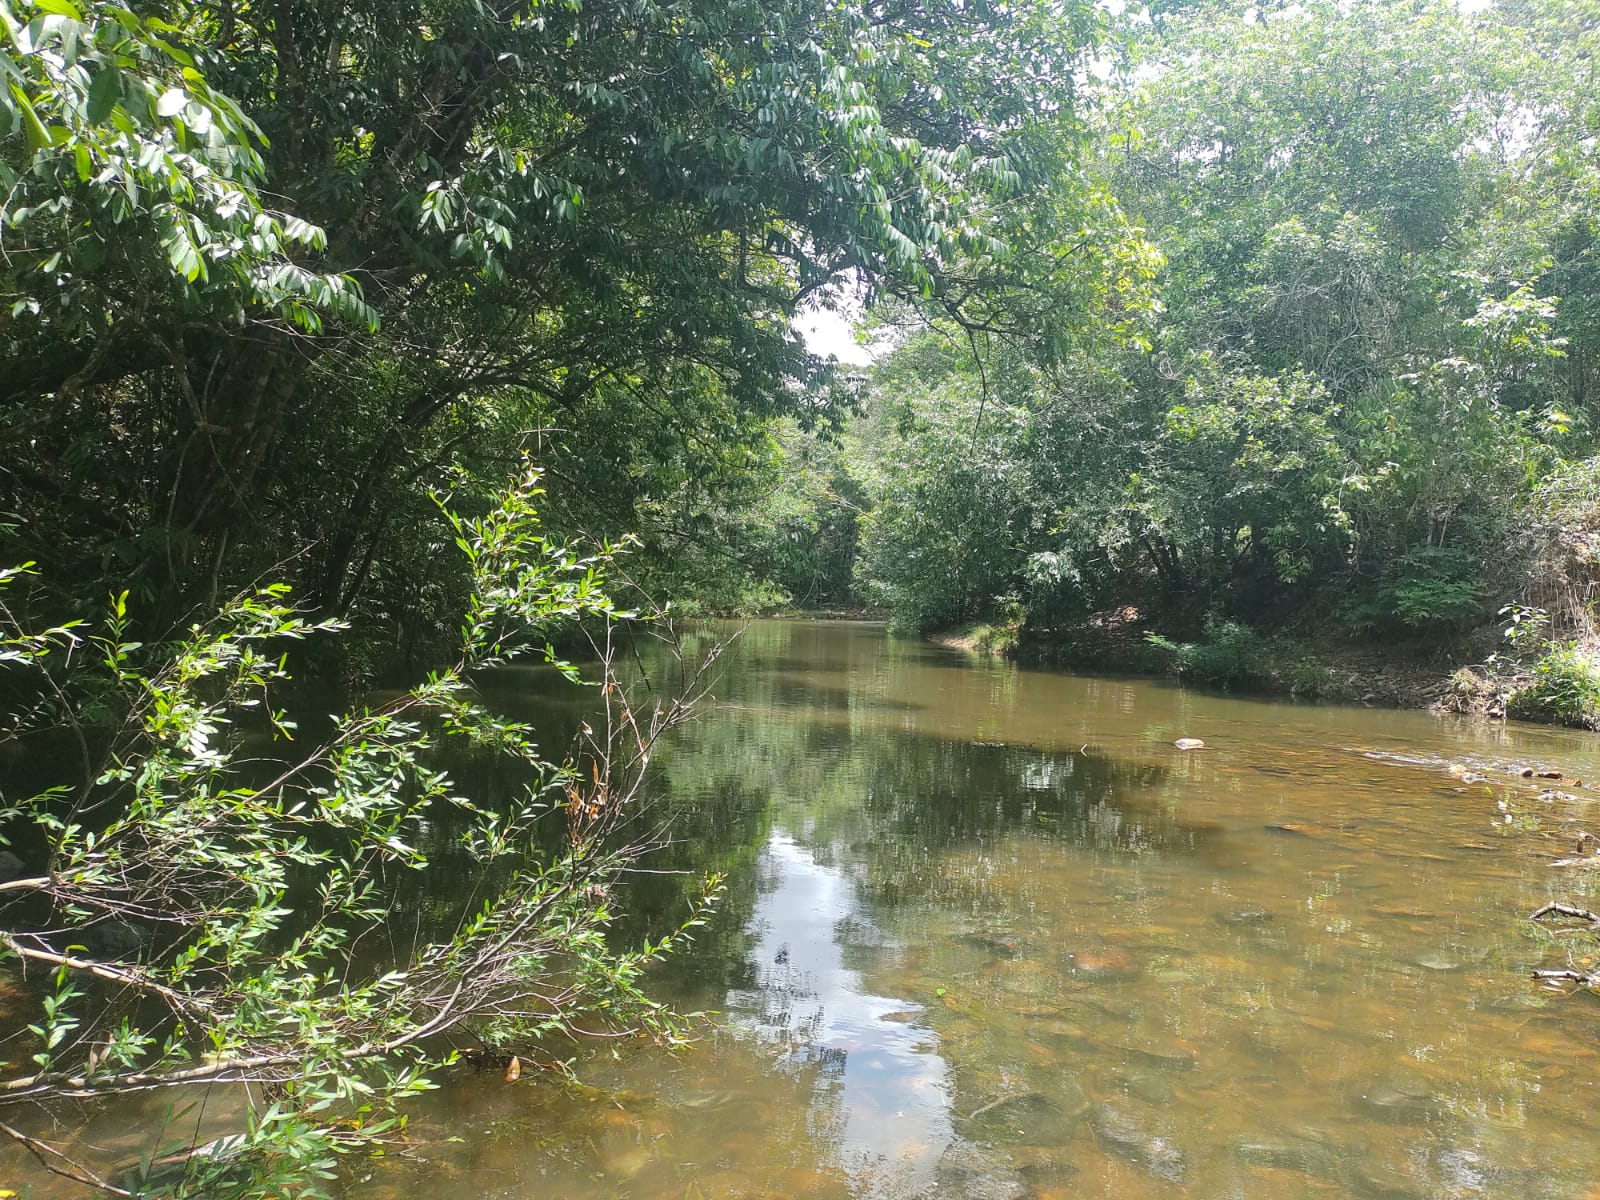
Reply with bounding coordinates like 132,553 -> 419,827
930,611 -> 1525,717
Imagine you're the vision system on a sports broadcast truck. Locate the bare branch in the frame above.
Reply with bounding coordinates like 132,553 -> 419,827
0,1119 -> 134,1197
1530,902 -> 1600,924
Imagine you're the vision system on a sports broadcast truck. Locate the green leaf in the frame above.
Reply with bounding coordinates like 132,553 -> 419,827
32,0 -> 83,18
86,63 -> 120,123
9,83 -> 49,152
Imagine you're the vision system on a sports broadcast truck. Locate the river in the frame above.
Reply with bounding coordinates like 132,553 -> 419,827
335,619 -> 1600,1199
15,618 -> 1600,1197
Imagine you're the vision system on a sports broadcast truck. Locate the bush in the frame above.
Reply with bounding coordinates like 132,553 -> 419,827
1341,545 -> 1485,635
1387,546 -> 1485,628
1146,617 -> 1270,689
1508,642 -> 1600,729
1145,617 -> 1333,696
0,470 -> 718,1196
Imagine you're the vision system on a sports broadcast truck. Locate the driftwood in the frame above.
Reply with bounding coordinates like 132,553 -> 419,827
1533,968 -> 1596,984
1529,902 -> 1600,924
1529,904 -> 1600,988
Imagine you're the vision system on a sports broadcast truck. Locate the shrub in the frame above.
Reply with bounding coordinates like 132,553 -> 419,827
1146,617 -> 1333,695
1508,642 -> 1600,729
0,470 -> 718,1196
1145,617 -> 1270,689
1341,545 -> 1485,635
1387,546 -> 1485,628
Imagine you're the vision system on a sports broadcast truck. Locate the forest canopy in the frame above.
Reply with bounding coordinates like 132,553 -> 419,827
827,0 -> 1600,715
1,0 -> 1137,667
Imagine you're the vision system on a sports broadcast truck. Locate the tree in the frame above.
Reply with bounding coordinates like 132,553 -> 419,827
2,0 -> 1118,636
842,0 -> 1600,645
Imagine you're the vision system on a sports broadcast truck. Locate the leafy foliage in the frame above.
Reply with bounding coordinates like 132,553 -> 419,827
0,0 -> 374,345
0,471 -> 718,1195
1508,642 -> 1600,729
2,0 -> 1120,643
841,0 -> 1600,672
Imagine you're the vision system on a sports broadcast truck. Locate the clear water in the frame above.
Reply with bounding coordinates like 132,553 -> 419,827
15,619 -> 1600,1198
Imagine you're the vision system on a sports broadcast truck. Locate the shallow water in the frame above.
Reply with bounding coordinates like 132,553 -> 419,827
16,619 -> 1600,1198
327,621 -> 1600,1200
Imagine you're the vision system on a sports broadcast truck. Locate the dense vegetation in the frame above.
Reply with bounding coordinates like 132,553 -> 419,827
1,0 -> 1126,662
5,0 -> 1600,1192
778,0 -> 1600,717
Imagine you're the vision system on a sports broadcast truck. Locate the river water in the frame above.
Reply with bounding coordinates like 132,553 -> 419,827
330,620 -> 1600,1200
12,619 -> 1600,1197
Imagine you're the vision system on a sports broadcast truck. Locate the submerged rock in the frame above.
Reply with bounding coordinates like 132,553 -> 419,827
1089,1105 -> 1187,1181
1116,1071 -> 1175,1106
961,931 -> 1023,959
1030,1018 -> 1093,1047
934,1138 -> 1029,1200
967,1089 -> 1057,1125
1347,1164 -> 1429,1200
1354,1080 -> 1439,1124
1124,1040 -> 1199,1072
1216,907 -> 1274,926
1233,1135 -> 1345,1180
993,957 -> 1069,1000
1052,1078 -> 1094,1123
1069,946 -> 1140,981
0,850 -> 25,883
85,919 -> 150,956
1411,950 -> 1465,972
1435,1146 -> 1495,1193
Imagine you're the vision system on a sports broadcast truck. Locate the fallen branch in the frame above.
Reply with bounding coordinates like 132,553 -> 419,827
965,1091 -> 1035,1121
0,1119 -> 133,1197
1529,902 -> 1600,924
1533,968 -> 1596,985
0,934 -> 205,1020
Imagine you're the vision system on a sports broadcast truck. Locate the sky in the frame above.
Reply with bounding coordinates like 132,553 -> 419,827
796,303 -> 875,366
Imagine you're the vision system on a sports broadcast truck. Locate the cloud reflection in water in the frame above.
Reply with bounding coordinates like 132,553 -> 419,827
726,832 -> 954,1198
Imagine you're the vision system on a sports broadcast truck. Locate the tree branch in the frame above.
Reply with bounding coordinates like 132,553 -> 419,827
0,935 -> 205,1020
0,1119 -> 133,1197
